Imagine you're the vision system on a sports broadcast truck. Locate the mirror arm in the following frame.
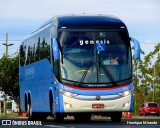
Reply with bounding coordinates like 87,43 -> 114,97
130,37 -> 140,59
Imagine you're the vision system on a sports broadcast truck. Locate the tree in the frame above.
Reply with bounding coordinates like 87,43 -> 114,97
132,47 -> 146,115
132,43 -> 160,115
143,43 -> 160,102
0,54 -> 19,103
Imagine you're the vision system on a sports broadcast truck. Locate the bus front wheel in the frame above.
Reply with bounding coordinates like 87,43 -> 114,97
51,102 -> 64,122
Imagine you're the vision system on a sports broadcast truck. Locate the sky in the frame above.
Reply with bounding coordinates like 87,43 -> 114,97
0,0 -> 160,58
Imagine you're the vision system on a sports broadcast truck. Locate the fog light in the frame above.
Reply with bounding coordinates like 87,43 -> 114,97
65,103 -> 72,109
123,102 -> 130,108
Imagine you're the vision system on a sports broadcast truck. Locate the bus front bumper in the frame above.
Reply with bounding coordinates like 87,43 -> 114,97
62,94 -> 132,113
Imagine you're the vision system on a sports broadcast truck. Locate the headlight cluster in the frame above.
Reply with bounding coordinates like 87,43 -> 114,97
119,90 -> 132,97
58,89 -> 78,98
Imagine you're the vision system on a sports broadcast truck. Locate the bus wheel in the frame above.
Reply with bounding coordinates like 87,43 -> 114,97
27,102 -> 37,121
51,102 -> 64,122
111,112 -> 122,123
27,102 -> 32,120
74,114 -> 91,122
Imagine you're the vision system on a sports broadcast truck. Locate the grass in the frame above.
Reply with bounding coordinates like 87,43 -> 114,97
0,112 -> 20,117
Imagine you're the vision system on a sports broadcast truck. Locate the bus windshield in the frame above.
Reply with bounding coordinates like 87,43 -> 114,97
58,31 -> 132,85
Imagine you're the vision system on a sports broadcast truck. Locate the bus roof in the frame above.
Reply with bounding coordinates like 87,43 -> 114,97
22,14 -> 126,42
53,14 -> 126,30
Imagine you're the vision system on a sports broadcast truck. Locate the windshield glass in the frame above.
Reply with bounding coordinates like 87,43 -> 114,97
58,31 -> 131,85
148,103 -> 158,107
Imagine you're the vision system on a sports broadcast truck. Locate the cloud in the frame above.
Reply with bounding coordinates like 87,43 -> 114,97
0,0 -> 159,21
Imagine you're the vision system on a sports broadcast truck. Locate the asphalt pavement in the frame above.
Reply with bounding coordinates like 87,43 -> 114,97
0,116 -> 160,128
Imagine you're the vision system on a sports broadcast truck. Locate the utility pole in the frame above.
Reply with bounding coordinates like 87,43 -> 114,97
4,32 -> 8,117
2,32 -> 14,116
153,65 -> 155,102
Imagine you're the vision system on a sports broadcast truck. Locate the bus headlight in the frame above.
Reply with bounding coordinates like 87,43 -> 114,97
59,89 -> 78,98
119,90 -> 132,97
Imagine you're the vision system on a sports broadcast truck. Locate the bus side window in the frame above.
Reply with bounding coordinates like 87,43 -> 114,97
20,44 -> 25,66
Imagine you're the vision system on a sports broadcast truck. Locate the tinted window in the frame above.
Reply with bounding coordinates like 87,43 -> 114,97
35,28 -> 51,62
20,44 -> 26,66
20,28 -> 51,66
148,103 -> 158,107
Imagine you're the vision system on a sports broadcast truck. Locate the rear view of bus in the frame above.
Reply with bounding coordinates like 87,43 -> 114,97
19,14 -> 140,122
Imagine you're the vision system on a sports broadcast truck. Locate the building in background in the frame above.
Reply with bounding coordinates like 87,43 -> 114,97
0,90 -> 4,114
11,100 -> 19,112
0,89 -> 18,113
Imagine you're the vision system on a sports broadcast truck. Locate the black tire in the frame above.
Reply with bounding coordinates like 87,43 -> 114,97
27,102 -> 38,121
51,102 -> 64,122
111,112 -> 122,123
74,114 -> 91,122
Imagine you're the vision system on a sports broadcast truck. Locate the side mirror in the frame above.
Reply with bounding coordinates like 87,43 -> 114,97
130,37 -> 140,59
52,38 -> 60,60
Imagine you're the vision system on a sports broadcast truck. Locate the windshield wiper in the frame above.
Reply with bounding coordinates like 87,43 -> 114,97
99,61 -> 116,86
79,59 -> 93,85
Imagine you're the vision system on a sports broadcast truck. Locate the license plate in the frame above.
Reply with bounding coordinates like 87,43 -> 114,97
92,104 -> 104,109
151,112 -> 155,113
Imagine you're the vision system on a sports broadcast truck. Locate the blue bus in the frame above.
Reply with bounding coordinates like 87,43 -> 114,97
19,14 -> 140,122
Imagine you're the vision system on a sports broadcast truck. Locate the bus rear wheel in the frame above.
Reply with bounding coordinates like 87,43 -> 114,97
27,102 -> 38,121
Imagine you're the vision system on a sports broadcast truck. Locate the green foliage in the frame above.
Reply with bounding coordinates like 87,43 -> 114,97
0,54 -> 19,103
7,102 -> 12,109
133,43 -> 160,115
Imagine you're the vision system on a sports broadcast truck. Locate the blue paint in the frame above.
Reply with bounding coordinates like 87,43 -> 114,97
58,92 -> 64,113
130,37 -> 141,59
129,92 -> 134,112
20,59 -> 53,112
52,38 -> 60,60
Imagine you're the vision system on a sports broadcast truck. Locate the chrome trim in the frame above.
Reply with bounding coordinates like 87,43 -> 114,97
74,94 -> 124,101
